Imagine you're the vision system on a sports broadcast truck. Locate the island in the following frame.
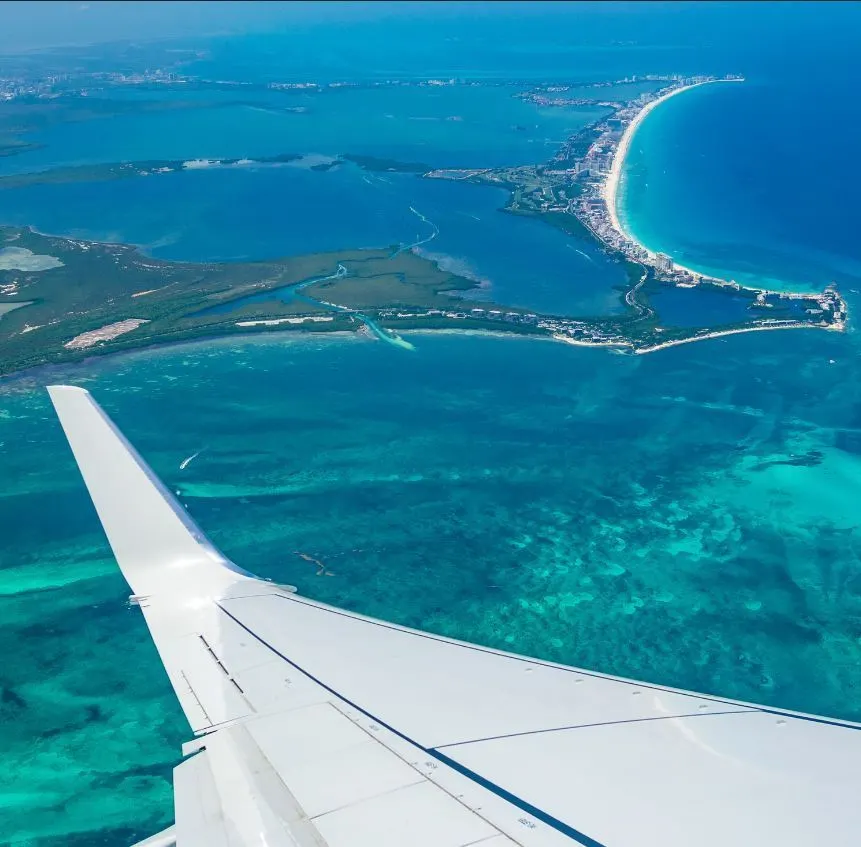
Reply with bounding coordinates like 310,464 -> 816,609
0,73 -> 847,378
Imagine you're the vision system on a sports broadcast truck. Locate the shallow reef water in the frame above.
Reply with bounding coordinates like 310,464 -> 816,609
2,327 -> 860,843
4,6 -> 861,843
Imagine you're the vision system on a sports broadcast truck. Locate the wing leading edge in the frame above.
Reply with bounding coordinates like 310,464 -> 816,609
48,385 -> 861,847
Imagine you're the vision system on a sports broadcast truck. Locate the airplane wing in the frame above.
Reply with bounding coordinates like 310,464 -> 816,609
48,384 -> 861,847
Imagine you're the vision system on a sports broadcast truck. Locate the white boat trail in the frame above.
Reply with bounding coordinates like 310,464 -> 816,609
566,244 -> 596,264
179,449 -> 204,470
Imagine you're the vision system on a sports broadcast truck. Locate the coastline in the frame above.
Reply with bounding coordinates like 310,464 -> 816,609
2,75 -> 847,380
579,75 -> 844,318
633,320 -> 835,354
603,78 -> 742,275
0,328 -> 364,391
0,317 -> 761,389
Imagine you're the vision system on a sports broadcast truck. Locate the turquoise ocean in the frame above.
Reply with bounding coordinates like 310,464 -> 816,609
2,4 -> 861,844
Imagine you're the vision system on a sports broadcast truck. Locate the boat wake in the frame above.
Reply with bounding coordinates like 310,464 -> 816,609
567,244 -> 596,264
179,449 -> 205,470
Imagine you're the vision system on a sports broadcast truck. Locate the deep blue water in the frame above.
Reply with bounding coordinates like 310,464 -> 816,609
620,73 -> 861,292
179,4 -> 861,86
3,4 -> 861,845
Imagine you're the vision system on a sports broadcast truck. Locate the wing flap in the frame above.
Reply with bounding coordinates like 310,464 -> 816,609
217,591 -> 861,847
444,710 -> 861,847
173,749 -> 236,847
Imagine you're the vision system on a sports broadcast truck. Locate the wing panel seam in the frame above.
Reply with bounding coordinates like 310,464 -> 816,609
434,709 -> 755,749
246,593 -> 861,731
180,669 -> 212,727
215,600 -> 608,847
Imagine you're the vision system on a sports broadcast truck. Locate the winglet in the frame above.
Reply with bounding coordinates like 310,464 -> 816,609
48,385 -> 251,598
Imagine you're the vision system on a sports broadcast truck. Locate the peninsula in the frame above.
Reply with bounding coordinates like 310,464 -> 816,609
0,74 -> 847,378
577,75 -> 846,340
426,74 -> 846,350
0,226 -> 598,377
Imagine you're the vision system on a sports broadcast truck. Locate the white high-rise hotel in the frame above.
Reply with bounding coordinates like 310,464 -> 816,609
655,252 -> 674,272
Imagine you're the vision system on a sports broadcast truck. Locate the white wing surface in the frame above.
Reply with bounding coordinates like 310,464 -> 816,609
48,385 -> 861,847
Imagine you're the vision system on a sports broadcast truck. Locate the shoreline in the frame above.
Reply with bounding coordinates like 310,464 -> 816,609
0,328 -> 363,391
3,76 -> 847,380
0,303 -> 845,388
633,320 -> 832,354
582,76 -> 844,311
0,325 -> 614,388
0,318 -> 732,389
603,78 -> 742,276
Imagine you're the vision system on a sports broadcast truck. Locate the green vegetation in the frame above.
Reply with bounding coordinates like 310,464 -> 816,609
0,226 -> 367,375
0,219 -> 840,379
0,228 -> 522,377
564,125 -> 605,161
536,209 -> 595,242
0,151 -> 432,192
0,75 -> 843,378
0,153 -> 303,191
301,250 -> 475,310
341,153 -> 432,173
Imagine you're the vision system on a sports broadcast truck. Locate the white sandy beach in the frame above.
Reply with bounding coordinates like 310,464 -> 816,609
602,79 -> 742,278
633,321 -> 824,354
